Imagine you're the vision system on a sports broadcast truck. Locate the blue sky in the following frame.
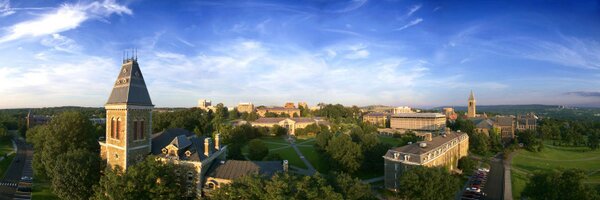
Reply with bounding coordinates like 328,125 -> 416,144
1,0 -> 600,108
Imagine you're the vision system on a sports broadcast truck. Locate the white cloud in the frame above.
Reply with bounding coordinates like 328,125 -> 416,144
0,0 -> 131,43
406,4 -> 422,17
396,18 -> 423,31
40,33 -> 81,53
0,0 -> 15,17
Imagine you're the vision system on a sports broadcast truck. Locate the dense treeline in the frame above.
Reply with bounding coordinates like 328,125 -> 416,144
522,169 -> 600,200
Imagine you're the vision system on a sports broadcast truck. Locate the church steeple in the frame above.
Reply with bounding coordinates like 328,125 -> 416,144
469,90 -> 475,101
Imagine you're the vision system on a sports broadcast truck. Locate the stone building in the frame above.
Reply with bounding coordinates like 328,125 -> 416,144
495,116 -> 515,140
470,118 -> 499,136
284,102 -> 296,109
251,117 -> 329,135
516,113 -> 537,131
362,112 -> 390,128
468,91 -> 477,118
443,107 -> 458,121
256,107 -> 300,117
151,128 -> 226,197
237,102 -> 254,113
25,111 -> 51,128
390,113 -> 446,131
393,106 -> 414,114
99,57 -> 154,170
383,131 -> 469,191
203,160 -> 286,195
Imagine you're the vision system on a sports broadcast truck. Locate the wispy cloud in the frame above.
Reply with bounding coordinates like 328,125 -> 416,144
406,4 -> 422,17
0,0 -> 15,17
0,0 -> 131,43
396,18 -> 423,31
40,33 -> 81,53
565,91 -> 600,97
328,0 -> 368,13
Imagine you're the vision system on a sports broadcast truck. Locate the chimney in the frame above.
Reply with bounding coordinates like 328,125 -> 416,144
283,160 -> 289,172
204,138 -> 212,157
215,134 -> 220,151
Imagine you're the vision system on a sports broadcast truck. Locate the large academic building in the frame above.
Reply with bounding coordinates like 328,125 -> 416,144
383,131 -> 469,191
390,113 -> 446,131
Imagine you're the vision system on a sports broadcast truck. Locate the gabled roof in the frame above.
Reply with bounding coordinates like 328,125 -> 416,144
170,135 -> 192,149
151,128 -> 217,162
106,59 -> 153,106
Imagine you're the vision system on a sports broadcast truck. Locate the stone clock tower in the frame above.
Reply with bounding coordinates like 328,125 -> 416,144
101,56 -> 153,170
467,90 -> 476,118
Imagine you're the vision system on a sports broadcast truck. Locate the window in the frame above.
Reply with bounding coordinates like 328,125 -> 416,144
111,118 -> 116,138
140,120 -> 145,139
133,121 -> 138,140
116,118 -> 121,139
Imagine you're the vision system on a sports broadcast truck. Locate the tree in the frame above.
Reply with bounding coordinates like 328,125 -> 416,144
522,169 -> 599,200
269,125 -> 287,136
325,135 -> 363,173
331,172 -> 375,200
517,130 -> 542,152
397,166 -> 461,200
51,150 -> 101,200
457,157 -> 477,174
211,173 -> 343,200
92,157 -> 194,200
315,128 -> 334,151
227,143 -> 245,160
470,133 -> 490,154
248,139 -> 269,160
0,124 -> 7,137
588,130 -> 599,150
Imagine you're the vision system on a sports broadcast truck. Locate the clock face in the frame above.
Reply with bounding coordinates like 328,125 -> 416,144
123,69 -> 127,74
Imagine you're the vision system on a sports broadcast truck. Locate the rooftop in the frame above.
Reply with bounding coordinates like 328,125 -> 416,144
106,60 -> 153,106
391,113 -> 445,118
206,160 -> 283,180
385,131 -> 467,156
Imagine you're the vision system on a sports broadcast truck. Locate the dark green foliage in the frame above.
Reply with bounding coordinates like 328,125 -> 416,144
51,150 -> 101,200
315,127 -> 334,151
211,173 -> 346,200
517,130 -> 543,152
330,172 -> 375,200
92,157 -> 194,200
152,108 -> 214,135
397,166 -> 461,200
227,143 -> 245,160
588,130 -> 599,150
522,169 -> 599,200
248,139 -> 269,160
313,104 -> 361,123
457,157 -> 477,174
325,134 -> 362,173
269,125 -> 287,136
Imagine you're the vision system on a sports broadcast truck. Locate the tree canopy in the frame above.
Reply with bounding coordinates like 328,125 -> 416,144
522,169 -> 599,200
397,166 -> 461,200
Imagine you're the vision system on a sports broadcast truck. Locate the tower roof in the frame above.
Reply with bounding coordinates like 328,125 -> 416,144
469,90 -> 475,101
106,59 -> 153,106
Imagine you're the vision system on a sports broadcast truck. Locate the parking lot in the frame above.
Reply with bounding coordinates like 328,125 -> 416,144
460,168 -> 489,200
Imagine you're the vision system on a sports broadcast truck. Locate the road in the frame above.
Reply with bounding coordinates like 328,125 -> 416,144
0,132 -> 33,200
482,154 -> 504,200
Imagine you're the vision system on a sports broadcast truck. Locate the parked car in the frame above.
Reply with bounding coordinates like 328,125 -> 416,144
17,186 -> 31,192
20,176 -> 33,182
478,168 -> 490,172
466,187 -> 481,193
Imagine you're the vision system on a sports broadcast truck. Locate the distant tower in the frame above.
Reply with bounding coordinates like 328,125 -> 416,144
468,90 -> 476,118
101,55 -> 154,170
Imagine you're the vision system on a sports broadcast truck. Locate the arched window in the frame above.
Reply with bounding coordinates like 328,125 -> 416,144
111,117 -> 116,138
116,118 -> 121,139
139,120 -> 145,139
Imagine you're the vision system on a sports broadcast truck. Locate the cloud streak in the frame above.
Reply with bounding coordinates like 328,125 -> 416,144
565,91 -> 600,97
0,0 -> 131,43
396,18 -> 423,31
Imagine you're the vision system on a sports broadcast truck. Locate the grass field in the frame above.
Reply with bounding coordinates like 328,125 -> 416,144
377,135 -> 403,147
0,136 -> 14,156
243,136 -> 308,169
511,142 -> 600,199
0,153 -> 15,177
297,146 -> 328,173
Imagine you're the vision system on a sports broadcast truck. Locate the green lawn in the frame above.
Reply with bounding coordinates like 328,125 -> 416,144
0,136 -> 14,156
377,135 -> 403,147
242,136 -> 308,169
511,142 -> 600,199
297,146 -> 329,173
32,178 -> 59,200
0,153 -> 15,177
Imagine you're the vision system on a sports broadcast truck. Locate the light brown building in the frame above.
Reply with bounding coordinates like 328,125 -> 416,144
470,118 -> 500,136
256,107 -> 300,117
284,102 -> 296,109
494,116 -> 515,140
363,112 -> 390,128
383,131 -> 469,191
468,91 -> 477,118
516,113 -> 537,131
393,106 -> 413,114
390,113 -> 446,131
251,117 -> 329,135
237,102 -> 254,113
100,58 -> 154,170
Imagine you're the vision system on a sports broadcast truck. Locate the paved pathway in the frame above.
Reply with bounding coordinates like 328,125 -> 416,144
361,176 -> 384,184
483,154 -> 505,200
503,152 -> 515,200
287,137 -> 316,175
